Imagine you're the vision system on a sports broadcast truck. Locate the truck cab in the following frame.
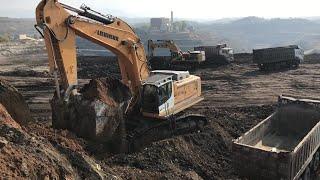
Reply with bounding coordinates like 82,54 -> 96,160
220,47 -> 234,62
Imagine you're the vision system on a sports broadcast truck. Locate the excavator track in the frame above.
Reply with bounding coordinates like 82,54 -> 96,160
126,114 -> 207,152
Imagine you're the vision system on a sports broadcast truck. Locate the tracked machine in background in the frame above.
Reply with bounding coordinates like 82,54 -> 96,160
148,40 -> 234,70
148,39 -> 206,70
253,45 -> 304,71
35,0 -> 206,152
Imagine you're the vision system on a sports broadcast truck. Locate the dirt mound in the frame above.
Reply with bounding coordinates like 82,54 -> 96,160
0,70 -> 50,78
0,103 -> 120,179
100,105 -> 275,179
77,56 -> 121,79
304,54 -> 320,64
51,78 -> 131,151
0,79 -> 33,125
234,53 -> 253,64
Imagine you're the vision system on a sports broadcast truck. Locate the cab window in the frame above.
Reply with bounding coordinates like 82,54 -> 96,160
159,82 -> 172,105
142,85 -> 159,113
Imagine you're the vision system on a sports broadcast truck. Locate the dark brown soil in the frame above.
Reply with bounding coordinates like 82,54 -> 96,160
0,103 -> 120,179
81,78 -> 131,104
0,53 -> 320,179
0,79 -> 33,125
104,105 -> 274,179
77,56 -> 120,79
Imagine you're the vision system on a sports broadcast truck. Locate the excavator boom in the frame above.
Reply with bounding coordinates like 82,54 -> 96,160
36,0 -> 149,97
148,40 -> 184,60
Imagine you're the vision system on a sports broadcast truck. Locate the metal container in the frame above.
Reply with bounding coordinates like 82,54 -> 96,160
253,45 -> 304,70
233,96 -> 320,180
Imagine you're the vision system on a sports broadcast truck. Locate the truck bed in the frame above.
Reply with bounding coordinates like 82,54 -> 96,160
233,103 -> 320,179
252,131 -> 303,152
252,45 -> 302,65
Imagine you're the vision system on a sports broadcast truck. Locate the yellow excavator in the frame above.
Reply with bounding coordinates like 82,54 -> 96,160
35,0 -> 206,151
148,40 -> 185,61
148,39 -> 206,70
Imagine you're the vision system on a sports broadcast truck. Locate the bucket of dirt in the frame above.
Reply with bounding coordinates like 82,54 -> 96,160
0,79 -> 33,125
51,78 -> 132,151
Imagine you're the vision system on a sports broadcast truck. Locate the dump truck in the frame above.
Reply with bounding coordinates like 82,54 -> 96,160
233,95 -> 320,180
194,44 -> 234,64
253,45 -> 304,71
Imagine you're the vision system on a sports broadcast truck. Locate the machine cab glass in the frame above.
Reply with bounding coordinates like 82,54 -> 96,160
141,74 -> 173,114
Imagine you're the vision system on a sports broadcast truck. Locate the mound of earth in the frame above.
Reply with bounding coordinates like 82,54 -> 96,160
99,105 -> 275,179
0,103 -> 120,179
0,79 -> 33,125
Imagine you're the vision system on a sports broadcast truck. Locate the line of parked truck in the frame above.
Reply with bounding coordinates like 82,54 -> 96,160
148,40 -> 234,70
148,39 -> 305,72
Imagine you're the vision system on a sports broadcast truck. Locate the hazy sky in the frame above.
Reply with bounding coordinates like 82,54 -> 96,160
0,0 -> 319,20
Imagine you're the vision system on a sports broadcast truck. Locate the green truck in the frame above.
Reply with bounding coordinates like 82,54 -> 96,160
253,45 -> 304,70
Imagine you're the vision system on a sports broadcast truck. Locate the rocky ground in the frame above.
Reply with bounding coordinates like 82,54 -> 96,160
0,48 -> 320,179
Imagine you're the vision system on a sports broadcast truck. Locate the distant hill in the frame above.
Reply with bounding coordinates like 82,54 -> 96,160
2,16 -> 320,54
198,16 -> 320,53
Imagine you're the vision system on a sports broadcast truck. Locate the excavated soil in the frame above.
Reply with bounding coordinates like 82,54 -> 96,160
0,103 -> 120,179
0,79 -> 33,125
0,53 -> 320,179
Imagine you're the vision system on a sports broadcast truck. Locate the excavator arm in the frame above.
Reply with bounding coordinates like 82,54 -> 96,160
148,40 -> 183,59
36,0 -> 150,97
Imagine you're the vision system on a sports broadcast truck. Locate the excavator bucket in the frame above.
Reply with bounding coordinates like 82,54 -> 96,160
51,78 -> 132,149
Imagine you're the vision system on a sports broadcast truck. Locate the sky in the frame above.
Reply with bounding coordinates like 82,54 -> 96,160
0,0 -> 319,20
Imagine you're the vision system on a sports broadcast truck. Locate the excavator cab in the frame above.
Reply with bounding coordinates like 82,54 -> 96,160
141,74 -> 174,118
171,51 -> 183,61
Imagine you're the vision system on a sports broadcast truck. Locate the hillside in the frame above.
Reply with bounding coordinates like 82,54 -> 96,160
2,16 -> 320,53
198,17 -> 320,53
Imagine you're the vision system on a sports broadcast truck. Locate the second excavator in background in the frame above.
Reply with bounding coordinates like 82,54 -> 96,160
148,40 -> 234,70
148,39 -> 206,70
35,0 -> 206,152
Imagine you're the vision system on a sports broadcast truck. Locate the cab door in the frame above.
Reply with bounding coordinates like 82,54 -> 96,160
158,81 -> 174,118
